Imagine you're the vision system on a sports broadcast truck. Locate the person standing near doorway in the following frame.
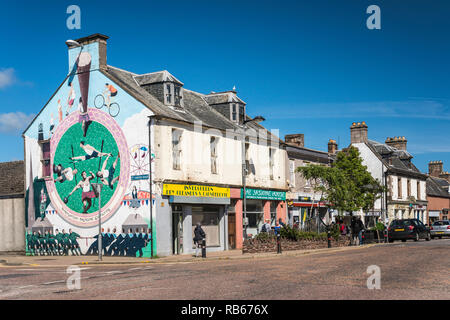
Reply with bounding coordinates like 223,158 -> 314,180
193,222 -> 205,257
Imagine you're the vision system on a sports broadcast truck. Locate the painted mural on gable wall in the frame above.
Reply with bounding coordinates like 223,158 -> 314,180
24,43 -> 156,257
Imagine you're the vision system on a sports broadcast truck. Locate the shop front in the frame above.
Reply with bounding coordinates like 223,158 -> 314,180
288,197 -> 327,229
230,188 -> 287,248
162,183 -> 230,255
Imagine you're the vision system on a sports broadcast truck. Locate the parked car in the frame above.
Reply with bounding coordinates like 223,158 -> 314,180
430,220 -> 450,239
387,219 -> 431,243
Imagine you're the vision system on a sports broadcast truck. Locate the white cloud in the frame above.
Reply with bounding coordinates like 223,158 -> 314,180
0,68 -> 16,89
0,112 -> 35,135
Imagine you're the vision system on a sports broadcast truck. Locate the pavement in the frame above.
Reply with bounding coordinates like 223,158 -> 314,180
0,242 -> 379,267
0,238 -> 448,300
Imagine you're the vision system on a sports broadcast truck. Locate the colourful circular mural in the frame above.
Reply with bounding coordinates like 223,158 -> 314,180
53,121 -> 120,213
46,108 -> 130,228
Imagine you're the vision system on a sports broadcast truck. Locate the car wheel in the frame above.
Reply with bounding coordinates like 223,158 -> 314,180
426,233 -> 431,241
431,236 -> 435,240
414,233 -> 419,241
388,239 -> 394,243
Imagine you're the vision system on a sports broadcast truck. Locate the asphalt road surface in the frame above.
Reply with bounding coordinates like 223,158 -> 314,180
0,239 -> 449,300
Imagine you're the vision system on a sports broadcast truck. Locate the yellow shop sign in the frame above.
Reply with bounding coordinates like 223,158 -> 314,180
163,184 -> 230,198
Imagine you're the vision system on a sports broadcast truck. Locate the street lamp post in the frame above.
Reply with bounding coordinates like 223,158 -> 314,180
241,116 -> 265,240
92,183 -> 103,261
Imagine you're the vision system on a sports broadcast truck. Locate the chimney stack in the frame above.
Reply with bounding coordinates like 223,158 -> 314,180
328,139 -> 338,154
350,121 -> 368,144
67,33 -> 109,74
385,136 -> 407,151
285,134 -> 304,148
428,160 -> 443,177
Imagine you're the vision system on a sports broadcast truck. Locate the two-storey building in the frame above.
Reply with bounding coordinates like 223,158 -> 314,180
284,134 -> 335,229
22,34 -> 288,257
349,122 -> 428,226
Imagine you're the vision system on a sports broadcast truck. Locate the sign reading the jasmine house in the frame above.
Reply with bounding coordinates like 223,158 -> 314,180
242,188 -> 286,201
163,184 -> 230,198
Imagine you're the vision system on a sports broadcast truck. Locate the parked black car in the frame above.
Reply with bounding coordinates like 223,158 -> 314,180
387,219 -> 431,243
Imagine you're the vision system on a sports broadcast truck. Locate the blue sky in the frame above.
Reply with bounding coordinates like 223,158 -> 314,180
0,0 -> 449,173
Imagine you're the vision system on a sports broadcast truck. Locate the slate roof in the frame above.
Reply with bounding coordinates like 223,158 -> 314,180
286,145 -> 332,164
102,65 -> 279,141
366,139 -> 426,179
134,70 -> 184,86
427,176 -> 450,198
203,91 -> 246,105
0,161 -> 24,197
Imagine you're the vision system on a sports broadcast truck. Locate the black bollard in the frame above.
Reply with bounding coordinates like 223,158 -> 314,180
276,234 -> 282,254
201,239 -> 206,258
327,230 -> 331,248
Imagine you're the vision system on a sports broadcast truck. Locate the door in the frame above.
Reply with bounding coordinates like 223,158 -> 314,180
228,213 -> 236,249
172,206 -> 183,255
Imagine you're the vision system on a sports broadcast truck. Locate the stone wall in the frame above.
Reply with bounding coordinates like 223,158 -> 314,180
243,236 -> 351,254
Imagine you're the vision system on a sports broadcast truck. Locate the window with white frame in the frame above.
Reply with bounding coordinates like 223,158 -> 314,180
172,129 -> 182,170
245,143 -> 250,176
166,84 -> 172,104
210,136 -> 218,174
269,148 -> 275,180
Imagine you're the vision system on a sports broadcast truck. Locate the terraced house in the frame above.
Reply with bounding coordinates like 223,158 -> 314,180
22,34 -> 288,258
349,122 -> 428,226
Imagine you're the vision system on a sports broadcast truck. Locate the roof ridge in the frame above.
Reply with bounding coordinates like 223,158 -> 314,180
107,65 -> 138,76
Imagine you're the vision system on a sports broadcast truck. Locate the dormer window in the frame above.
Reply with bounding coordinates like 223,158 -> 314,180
174,86 -> 182,107
239,105 -> 245,123
166,84 -> 172,104
232,104 -> 237,121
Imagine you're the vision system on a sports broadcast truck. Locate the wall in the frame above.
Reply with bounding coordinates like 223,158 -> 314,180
352,142 -> 385,211
0,198 -> 25,252
153,120 -> 287,191
23,41 -> 157,257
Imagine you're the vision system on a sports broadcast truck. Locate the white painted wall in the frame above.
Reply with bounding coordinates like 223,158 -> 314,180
351,142 -> 385,210
153,121 -> 287,190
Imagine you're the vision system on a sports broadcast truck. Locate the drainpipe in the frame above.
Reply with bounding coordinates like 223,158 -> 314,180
148,115 -> 155,258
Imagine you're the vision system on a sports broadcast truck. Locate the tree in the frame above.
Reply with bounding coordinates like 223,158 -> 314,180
297,146 -> 384,227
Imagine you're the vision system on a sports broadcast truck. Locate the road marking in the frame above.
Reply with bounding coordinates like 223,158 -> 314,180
17,285 -> 35,289
128,267 -> 144,271
104,270 -> 124,274
43,280 -> 65,285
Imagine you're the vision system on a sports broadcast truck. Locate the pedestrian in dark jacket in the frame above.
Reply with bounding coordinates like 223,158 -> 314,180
193,222 -> 206,257
351,216 -> 365,245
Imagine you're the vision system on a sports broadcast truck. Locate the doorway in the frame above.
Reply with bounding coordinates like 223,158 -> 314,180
228,213 -> 236,249
172,205 -> 183,255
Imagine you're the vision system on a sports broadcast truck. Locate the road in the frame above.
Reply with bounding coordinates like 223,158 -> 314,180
0,239 -> 449,300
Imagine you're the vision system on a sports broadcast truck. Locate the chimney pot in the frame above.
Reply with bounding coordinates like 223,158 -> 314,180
350,121 -> 368,144
285,134 -> 304,148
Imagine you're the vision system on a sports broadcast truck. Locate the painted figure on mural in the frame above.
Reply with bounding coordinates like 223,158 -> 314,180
66,170 -> 97,213
39,188 -> 47,220
77,97 -> 91,137
68,228 -> 82,256
49,113 -> 55,136
96,153 -> 120,190
104,83 -> 118,108
129,185 -> 141,209
57,99 -> 63,123
66,81 -> 76,116
70,141 -> 111,162
54,165 -> 78,184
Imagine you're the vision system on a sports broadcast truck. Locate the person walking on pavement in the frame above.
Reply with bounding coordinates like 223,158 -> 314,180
351,216 -> 365,245
193,222 -> 206,257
